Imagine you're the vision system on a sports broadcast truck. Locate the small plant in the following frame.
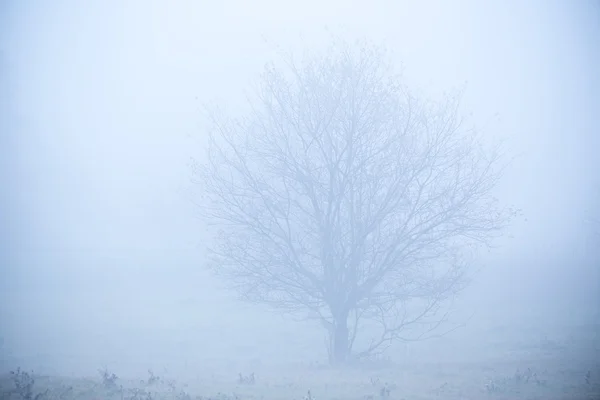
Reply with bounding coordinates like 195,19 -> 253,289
434,382 -> 448,395
369,377 -> 380,386
128,387 -> 154,400
485,378 -> 504,393
304,389 -> 315,400
166,379 -> 178,392
236,372 -> 255,385
585,370 -> 591,385
9,368 -> 48,400
514,369 -> 523,383
175,390 -> 192,400
522,367 -> 546,386
379,383 -> 391,398
486,367 -> 548,394
146,369 -> 161,385
98,367 -> 119,388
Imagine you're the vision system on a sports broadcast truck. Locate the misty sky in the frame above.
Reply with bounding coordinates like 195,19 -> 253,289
1,0 -> 599,374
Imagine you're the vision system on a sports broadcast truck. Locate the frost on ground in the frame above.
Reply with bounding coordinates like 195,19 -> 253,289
1,322 -> 598,400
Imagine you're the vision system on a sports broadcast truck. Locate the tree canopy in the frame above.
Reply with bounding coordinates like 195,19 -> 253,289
192,40 -> 516,364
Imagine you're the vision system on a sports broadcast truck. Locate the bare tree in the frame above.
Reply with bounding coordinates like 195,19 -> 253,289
192,40 -> 516,364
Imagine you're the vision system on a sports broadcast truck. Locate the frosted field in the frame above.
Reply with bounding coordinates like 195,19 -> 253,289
2,318 -> 598,400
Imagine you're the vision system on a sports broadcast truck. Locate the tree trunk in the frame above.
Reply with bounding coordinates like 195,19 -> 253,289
328,312 -> 350,365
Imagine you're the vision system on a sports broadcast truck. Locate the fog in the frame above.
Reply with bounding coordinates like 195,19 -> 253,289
1,0 -> 599,385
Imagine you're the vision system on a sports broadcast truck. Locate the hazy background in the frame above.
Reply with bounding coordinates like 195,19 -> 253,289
1,0 -> 599,378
